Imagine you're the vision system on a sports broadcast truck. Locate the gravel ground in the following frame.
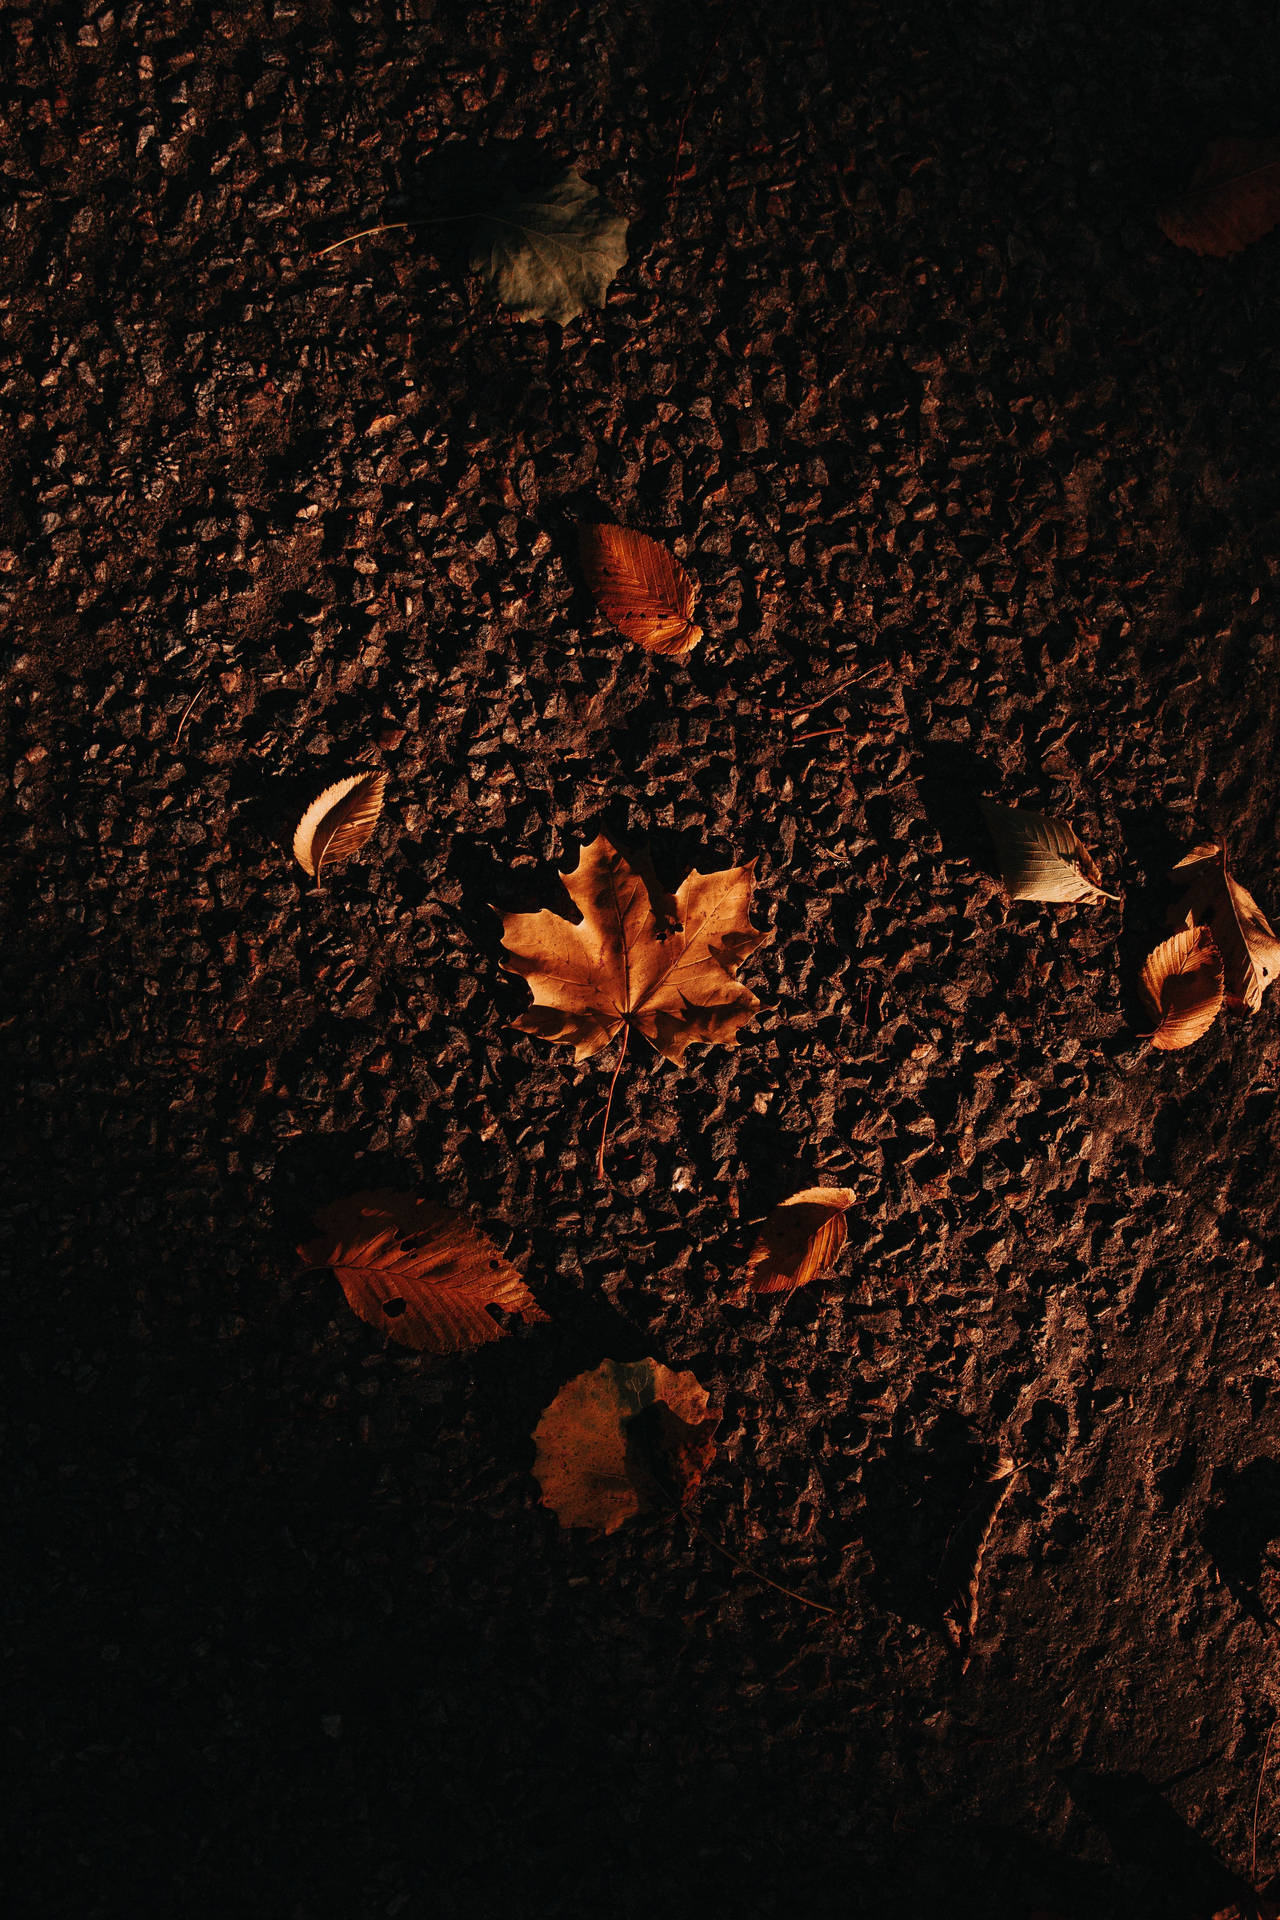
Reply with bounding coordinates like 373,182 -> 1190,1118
7,1 -> 1280,1915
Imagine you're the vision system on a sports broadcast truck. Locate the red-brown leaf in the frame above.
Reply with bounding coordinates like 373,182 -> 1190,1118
301,1189 -> 547,1353
743,1187 -> 856,1295
578,522 -> 702,657
532,1357 -> 720,1534
1158,137 -> 1280,257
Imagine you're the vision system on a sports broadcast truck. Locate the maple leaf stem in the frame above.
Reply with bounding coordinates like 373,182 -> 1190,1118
678,1505 -> 839,1618
595,1023 -> 631,1182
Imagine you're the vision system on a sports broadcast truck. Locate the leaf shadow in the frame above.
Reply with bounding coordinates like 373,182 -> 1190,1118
857,1414 -> 989,1632
912,738 -> 1005,875
1062,1767 -> 1251,1917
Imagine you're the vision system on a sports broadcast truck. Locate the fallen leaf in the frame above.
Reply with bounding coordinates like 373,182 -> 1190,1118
300,1189 -> 547,1353
1138,925 -> 1224,1049
1158,137 -> 1280,256
742,1187 -> 856,1295
981,800 -> 1119,904
1171,842 -> 1280,1013
938,1453 -> 1020,1668
532,1357 -> 720,1534
469,164 -> 628,324
499,833 -> 768,1064
293,771 -> 387,880
578,523 -> 703,657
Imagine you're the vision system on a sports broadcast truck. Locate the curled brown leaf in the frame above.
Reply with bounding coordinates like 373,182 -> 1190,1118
743,1187 -> 856,1295
1139,925 -> 1225,1050
1171,842 -> 1280,1014
532,1358 -> 720,1535
938,1453 -> 1020,1669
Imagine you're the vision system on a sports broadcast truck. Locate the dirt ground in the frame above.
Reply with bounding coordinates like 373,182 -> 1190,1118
7,1 -> 1280,1914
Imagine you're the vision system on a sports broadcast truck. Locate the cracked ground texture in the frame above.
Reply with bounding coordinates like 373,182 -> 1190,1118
6,0 -> 1280,1915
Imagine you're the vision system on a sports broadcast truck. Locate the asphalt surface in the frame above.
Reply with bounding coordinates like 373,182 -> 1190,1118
6,1 -> 1280,1915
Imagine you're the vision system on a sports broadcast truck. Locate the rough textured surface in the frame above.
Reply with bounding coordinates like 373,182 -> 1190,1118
6,2 -> 1280,1915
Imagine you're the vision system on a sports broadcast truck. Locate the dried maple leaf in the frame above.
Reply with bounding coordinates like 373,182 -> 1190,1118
742,1187 -> 856,1296
498,834 -> 768,1065
578,523 -> 703,657
938,1453 -> 1020,1669
300,1189 -> 547,1353
1171,842 -> 1280,1013
1139,925 -> 1225,1050
1158,137 -> 1280,257
469,164 -> 628,324
981,800 -> 1119,904
293,772 -> 387,880
532,1357 -> 720,1534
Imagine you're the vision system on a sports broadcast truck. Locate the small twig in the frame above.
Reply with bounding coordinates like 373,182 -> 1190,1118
680,1506 -> 839,1618
173,683 -> 206,747
776,668 -> 874,717
666,35 -> 721,216
595,1023 -> 630,1182
789,727 -> 843,745
1253,1711 -> 1279,1893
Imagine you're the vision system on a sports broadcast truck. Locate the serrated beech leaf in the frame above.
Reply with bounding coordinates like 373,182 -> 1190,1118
1170,841 -> 1280,1013
532,1357 -> 720,1534
578,523 -> 702,657
1158,137 -> 1280,256
981,800 -> 1119,904
469,165 -> 628,324
743,1187 -> 856,1295
498,833 -> 768,1064
300,1189 -> 547,1353
293,772 -> 387,879
1138,926 -> 1224,1049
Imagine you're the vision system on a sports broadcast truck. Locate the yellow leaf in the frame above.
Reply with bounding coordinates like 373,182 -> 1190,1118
981,800 -> 1119,904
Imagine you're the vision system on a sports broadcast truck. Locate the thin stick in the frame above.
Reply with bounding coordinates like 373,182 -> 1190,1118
173,683 -> 205,747
1253,1710 -> 1278,1893
595,1023 -> 630,1182
790,727 -> 843,745
681,1506 -> 838,1617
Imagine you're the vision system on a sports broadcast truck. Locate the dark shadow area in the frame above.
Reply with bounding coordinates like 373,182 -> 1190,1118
912,737 -> 1006,873
857,1415 -> 988,1631
1204,1457 -> 1280,1629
